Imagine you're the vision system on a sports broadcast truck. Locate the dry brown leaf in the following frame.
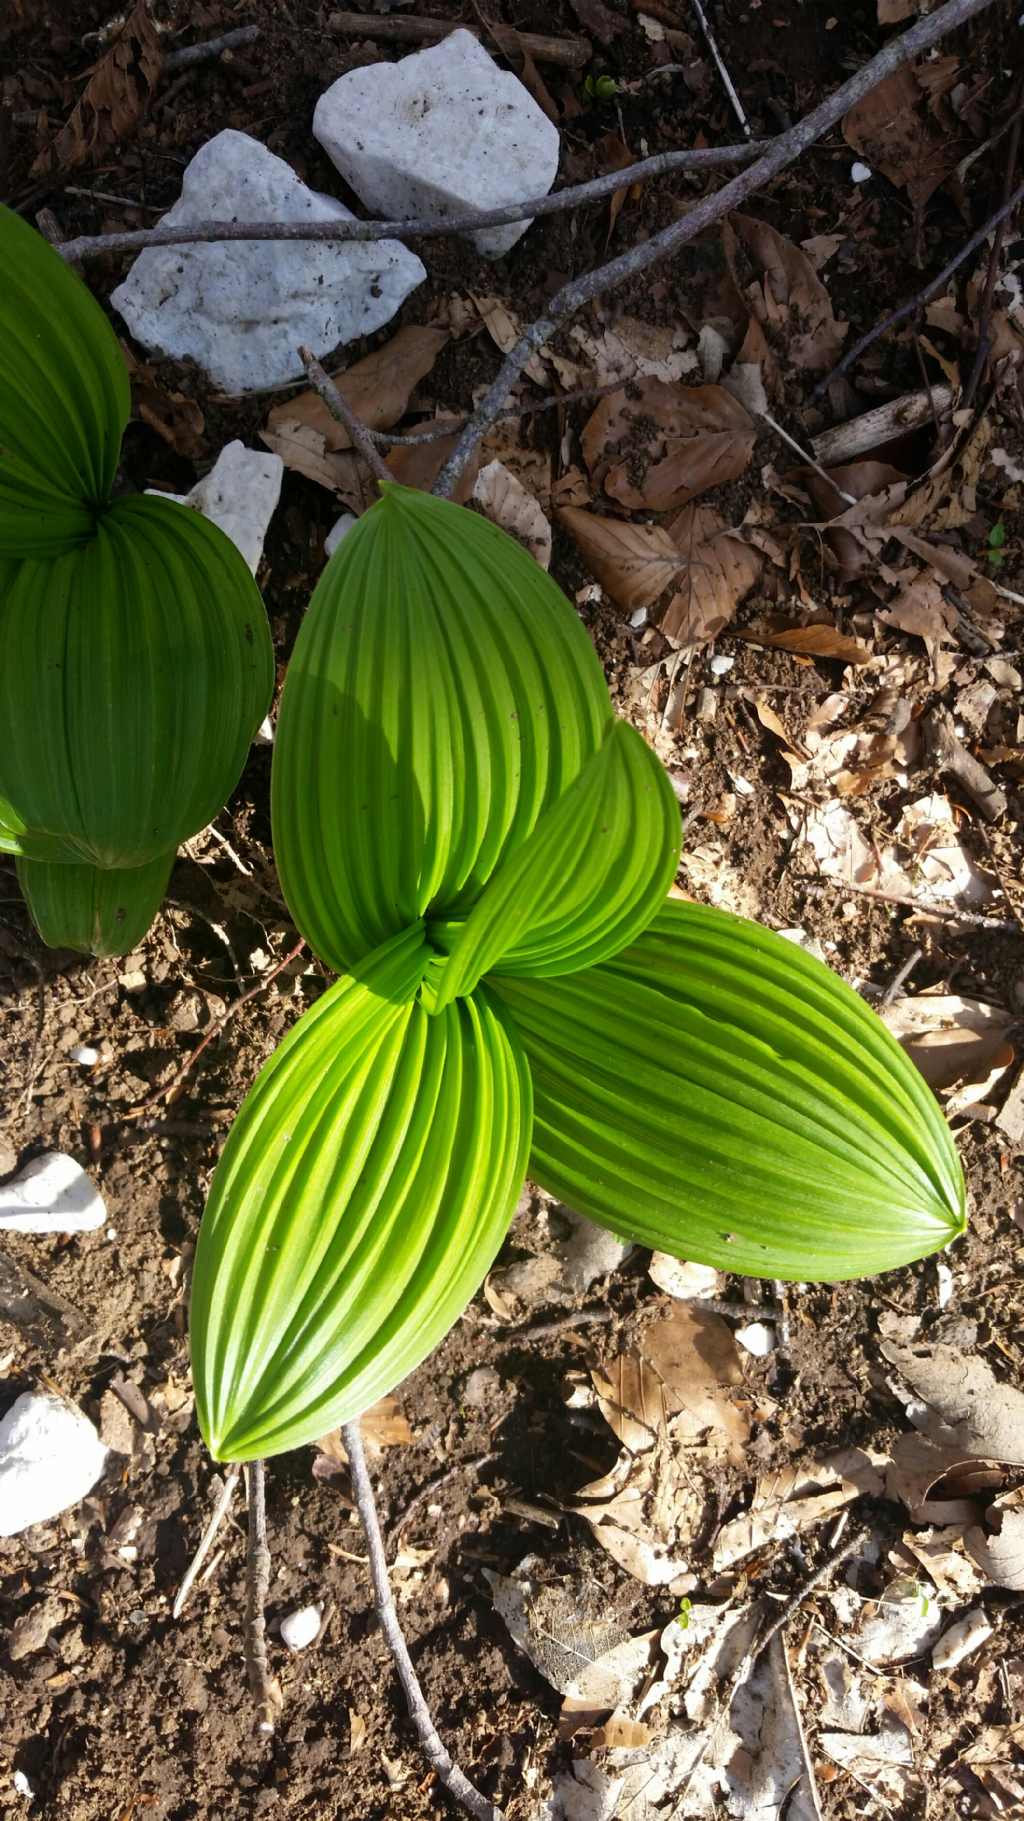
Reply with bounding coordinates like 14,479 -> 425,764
591,1715 -> 655,1750
315,1394 -> 412,1467
348,1710 -> 367,1754
967,1493 -> 1024,1590
734,623 -> 873,665
385,421 -> 479,502
592,1307 -> 748,1453
33,0 -> 162,174
583,379 -> 755,510
712,1449 -> 885,1571
723,213 -> 848,372
887,1431 -> 1005,1524
472,460 -> 551,568
881,1339 -> 1024,1466
264,325 -> 447,464
843,63 -> 963,214
878,0 -> 921,18
881,992 -> 1015,1092
471,294 -> 549,386
131,372 -> 205,459
558,506 -> 682,613
574,1442 -> 701,1587
880,571 -> 958,669
659,503 -> 763,647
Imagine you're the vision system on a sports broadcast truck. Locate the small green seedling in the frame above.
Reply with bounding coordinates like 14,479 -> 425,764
0,208 -> 273,955
676,1598 -> 693,1630
189,486 -> 966,1464
986,518 -> 1007,570
584,72 -> 620,101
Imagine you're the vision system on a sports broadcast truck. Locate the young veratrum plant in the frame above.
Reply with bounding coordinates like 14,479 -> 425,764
0,208 -> 273,956
190,484 -> 966,1464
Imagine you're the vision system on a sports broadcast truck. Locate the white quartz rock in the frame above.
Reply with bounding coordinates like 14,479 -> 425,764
0,1152 -> 106,1235
313,30 -> 560,259
112,129 -> 426,393
325,511 -> 358,557
280,1604 -> 322,1650
150,441 -> 284,574
0,1393 -> 108,1536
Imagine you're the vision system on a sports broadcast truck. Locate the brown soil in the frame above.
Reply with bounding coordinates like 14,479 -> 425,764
2,2 -> 1023,1818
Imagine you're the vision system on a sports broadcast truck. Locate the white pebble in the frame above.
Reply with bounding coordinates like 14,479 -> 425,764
279,1604 -> 322,1651
0,1153 -> 106,1235
0,1392 -> 108,1537
69,1044 -> 100,1067
709,654 -> 734,676
851,162 -> 873,183
935,1261 -> 954,1309
932,1607 -> 992,1670
735,1321 -> 776,1357
149,441 -> 284,576
12,1770 -> 33,1798
325,512 -> 358,558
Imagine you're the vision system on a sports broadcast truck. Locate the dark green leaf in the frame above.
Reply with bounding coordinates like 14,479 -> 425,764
17,850 -> 175,955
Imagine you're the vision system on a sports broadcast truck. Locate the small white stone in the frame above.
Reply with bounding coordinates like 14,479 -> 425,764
313,30 -> 560,259
0,1153 -> 106,1235
0,1393 -> 108,1537
279,1604 -> 322,1651
112,130 -> 425,393
149,441 -> 283,574
325,512 -> 358,558
629,606 -> 648,629
13,1770 -> 33,1799
649,1254 -> 721,1300
735,1321 -> 775,1357
709,654 -> 734,676
851,161 -> 873,183
935,1261 -> 954,1309
69,1044 -> 100,1067
255,716 -> 275,745
931,1607 -> 992,1670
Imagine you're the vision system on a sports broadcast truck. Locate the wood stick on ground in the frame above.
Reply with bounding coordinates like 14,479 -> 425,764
327,11 -> 589,65
817,174 -> 1024,395
342,1418 -> 503,1821
879,945 -> 923,1008
124,936 -> 306,1119
164,25 -> 260,70
244,1459 -> 281,1735
173,1464 -> 241,1618
432,0 -> 999,500
298,346 -> 392,486
800,877 -> 1019,931
56,141 -> 768,263
688,0 -> 752,138
923,705 -> 1008,822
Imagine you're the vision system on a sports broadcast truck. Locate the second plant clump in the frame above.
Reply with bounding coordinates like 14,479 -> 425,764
190,484 -> 966,1464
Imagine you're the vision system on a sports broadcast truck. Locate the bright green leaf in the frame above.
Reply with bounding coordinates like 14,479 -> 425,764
0,204 -> 130,554
494,899 -> 965,1281
17,850 -> 176,956
0,496 -> 273,867
272,483 -> 612,974
428,719 -> 680,1010
191,923 -> 533,1461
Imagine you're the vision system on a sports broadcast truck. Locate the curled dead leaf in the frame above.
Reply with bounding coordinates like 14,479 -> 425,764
582,379 -> 755,511
723,213 -> 848,372
33,0 -> 162,175
473,460 -> 551,568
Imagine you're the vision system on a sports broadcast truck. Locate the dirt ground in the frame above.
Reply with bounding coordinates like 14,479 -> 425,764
2,1 -> 1024,1817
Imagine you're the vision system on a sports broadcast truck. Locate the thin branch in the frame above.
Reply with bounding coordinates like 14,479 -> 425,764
164,25 -> 260,70
124,935 -> 306,1119
433,0 -> 999,500
173,1463 -> 241,1618
55,142 -> 768,263
879,944 -> 923,1008
962,93 -> 1023,411
365,375 -> 632,448
342,1418 -> 503,1821
758,409 -> 858,503
688,0 -> 752,138
816,174 -> 1024,394
298,346 -> 392,484
327,11 -> 589,66
244,1460 -> 280,1736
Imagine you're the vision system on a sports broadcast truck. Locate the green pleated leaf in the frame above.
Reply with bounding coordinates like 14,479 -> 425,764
190,924 -> 533,1462
0,205 -> 130,554
17,850 -> 176,956
0,792 -> 80,863
493,900 -> 965,1282
272,483 -> 612,974
428,720 -> 680,1011
0,496 -> 273,867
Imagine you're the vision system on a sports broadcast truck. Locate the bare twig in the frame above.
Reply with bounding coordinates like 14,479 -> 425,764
164,25 -> 260,70
388,1452 -> 499,1550
124,936 -> 306,1119
758,409 -> 858,502
327,10 -> 589,65
756,1524 -> 868,1661
962,97 -> 1023,411
434,0 -> 1000,499
56,141 -> 768,263
816,174 -> 1024,395
923,705 -> 1008,822
364,376 -> 632,447
297,346 -> 392,485
879,945 -> 923,1008
342,1418 -> 503,1821
688,0 -> 752,138
800,878 -> 1018,931
244,1460 -> 280,1735
509,1305 -> 616,1341
173,1464 -> 241,1618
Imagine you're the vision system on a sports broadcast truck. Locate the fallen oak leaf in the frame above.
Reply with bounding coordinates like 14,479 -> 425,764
32,0 -> 162,175
658,503 -> 763,648
733,623 -> 873,665
473,459 -> 551,568
583,379 -> 756,510
558,506 -> 683,613
723,213 -> 848,372
843,61 -> 964,216
264,324 -> 448,461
